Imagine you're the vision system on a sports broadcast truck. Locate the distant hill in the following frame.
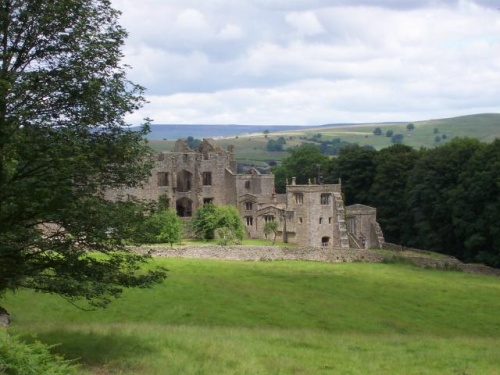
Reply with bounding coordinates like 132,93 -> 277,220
142,124 -> 311,140
145,113 -> 500,165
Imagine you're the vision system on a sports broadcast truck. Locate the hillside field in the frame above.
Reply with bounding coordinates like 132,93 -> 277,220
3,258 -> 500,374
147,113 -> 500,166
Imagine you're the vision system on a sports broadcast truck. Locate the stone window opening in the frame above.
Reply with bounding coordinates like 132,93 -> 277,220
298,217 -> 303,224
245,180 -> 251,189
245,216 -> 253,226
202,172 -> 212,186
245,202 -> 253,210
294,193 -> 303,205
203,198 -> 213,205
177,170 -> 193,192
321,193 -> 331,205
176,197 -> 193,217
329,217 -> 332,224
321,237 -> 330,246
319,217 -> 323,224
263,215 -> 275,223
157,172 -> 169,186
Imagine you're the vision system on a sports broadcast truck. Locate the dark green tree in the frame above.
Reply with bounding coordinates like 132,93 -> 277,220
0,0 -> 166,309
386,130 -> 394,137
406,123 -> 415,131
186,136 -> 201,150
266,139 -> 284,152
272,144 -> 329,193
369,145 -> 419,244
328,144 -> 377,205
406,138 -> 484,255
373,127 -> 382,135
449,139 -> 500,266
391,134 -> 404,144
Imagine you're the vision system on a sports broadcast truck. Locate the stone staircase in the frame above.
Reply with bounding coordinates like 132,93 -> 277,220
371,222 -> 385,248
333,192 -> 350,249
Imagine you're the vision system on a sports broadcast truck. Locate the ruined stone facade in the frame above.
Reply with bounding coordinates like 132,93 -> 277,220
105,139 -> 384,249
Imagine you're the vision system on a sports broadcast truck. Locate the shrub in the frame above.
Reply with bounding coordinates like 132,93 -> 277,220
0,332 -> 78,375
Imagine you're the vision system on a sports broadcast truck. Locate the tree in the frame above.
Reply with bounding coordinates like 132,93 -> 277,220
263,221 -> 278,245
143,209 -> 183,247
186,136 -> 201,150
391,134 -> 404,144
328,144 -> 377,205
449,139 -> 500,266
192,204 -> 244,241
272,144 -> 330,193
386,130 -> 394,137
0,0 -> 167,309
373,127 -> 382,136
406,123 -> 415,131
266,139 -> 284,152
369,145 -> 419,244
407,138 -> 484,255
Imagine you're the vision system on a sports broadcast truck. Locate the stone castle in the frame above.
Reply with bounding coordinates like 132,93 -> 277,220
106,138 -> 384,249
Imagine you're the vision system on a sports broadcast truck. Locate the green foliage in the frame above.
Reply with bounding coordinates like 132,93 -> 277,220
0,0 -> 166,307
373,127 -> 382,135
391,133 -> 404,144
406,123 -> 415,131
272,144 -> 330,193
186,136 -> 201,150
0,332 -> 77,374
214,227 -> 241,246
386,129 -> 394,137
192,204 -> 244,241
329,144 -> 377,205
369,145 -> 418,244
324,137 -> 499,266
263,221 -> 278,245
142,209 -> 183,247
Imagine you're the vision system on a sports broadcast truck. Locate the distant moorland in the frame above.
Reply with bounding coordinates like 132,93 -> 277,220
145,113 -> 500,166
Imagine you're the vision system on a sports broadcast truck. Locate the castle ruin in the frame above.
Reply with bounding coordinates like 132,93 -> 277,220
105,138 -> 384,249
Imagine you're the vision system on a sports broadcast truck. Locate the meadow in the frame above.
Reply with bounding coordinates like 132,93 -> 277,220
3,258 -> 500,374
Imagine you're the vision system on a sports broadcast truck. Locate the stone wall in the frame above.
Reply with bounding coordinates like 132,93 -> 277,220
135,245 -> 384,263
133,245 -> 500,277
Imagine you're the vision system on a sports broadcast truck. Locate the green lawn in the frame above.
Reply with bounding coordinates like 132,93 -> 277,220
3,259 -> 500,374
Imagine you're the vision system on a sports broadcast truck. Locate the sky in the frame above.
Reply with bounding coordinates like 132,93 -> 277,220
111,0 -> 500,125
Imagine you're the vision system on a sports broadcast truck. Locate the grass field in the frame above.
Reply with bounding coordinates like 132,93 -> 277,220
3,259 -> 500,374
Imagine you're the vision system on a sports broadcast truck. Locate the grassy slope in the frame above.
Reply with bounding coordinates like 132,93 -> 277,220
4,259 -> 500,374
148,113 -> 500,165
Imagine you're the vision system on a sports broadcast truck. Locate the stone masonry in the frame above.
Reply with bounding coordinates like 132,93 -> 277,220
106,138 -> 385,249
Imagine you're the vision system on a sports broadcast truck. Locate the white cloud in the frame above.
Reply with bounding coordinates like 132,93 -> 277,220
113,0 -> 500,125
285,11 -> 326,36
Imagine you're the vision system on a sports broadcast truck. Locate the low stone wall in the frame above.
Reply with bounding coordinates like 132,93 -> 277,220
136,245 -> 385,263
459,263 -> 500,276
133,245 -> 499,276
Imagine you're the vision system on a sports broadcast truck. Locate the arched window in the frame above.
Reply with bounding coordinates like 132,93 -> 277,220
176,197 -> 193,217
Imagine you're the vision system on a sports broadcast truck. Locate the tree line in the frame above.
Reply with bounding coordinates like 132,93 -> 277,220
273,139 -> 500,267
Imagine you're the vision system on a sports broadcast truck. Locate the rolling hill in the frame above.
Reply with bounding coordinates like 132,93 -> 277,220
145,113 -> 500,165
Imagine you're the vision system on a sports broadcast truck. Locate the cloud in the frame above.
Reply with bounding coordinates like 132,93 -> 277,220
112,0 -> 500,124
285,11 -> 326,36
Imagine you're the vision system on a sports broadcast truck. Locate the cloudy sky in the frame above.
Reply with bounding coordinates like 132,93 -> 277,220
111,0 -> 500,125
